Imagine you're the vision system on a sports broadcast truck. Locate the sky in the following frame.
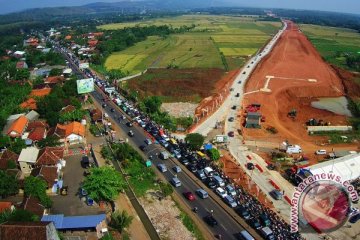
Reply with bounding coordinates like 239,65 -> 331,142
0,0 -> 359,15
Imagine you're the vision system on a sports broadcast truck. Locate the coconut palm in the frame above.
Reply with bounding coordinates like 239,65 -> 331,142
110,210 -> 134,233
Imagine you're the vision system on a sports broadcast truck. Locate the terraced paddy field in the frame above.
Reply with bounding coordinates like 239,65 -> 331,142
100,15 -> 281,74
300,24 -> 360,70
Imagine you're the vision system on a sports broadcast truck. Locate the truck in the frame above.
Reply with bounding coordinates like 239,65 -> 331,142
286,145 -> 302,154
159,151 -> 170,160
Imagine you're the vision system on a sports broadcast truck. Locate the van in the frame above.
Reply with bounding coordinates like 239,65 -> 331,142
224,195 -> 237,208
171,177 -> 181,187
260,227 -> 275,240
204,167 -> 214,177
196,188 -> 209,199
213,175 -> 225,187
239,230 -> 255,240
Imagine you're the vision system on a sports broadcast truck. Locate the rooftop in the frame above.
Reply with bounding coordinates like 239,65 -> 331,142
42,214 -> 106,229
31,166 -> 58,188
0,221 -> 52,240
36,147 -> 64,166
20,98 -> 37,110
7,115 -> 29,138
30,88 -> 51,97
0,150 -> 19,170
18,147 -> 40,163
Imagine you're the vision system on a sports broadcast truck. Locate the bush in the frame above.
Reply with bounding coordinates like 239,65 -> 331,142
159,182 -> 173,197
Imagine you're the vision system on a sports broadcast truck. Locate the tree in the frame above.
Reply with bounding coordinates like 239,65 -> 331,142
24,176 -> 52,208
15,68 -> 30,80
185,133 -> 205,150
207,148 -> 221,161
83,166 -> 125,202
0,170 -> 18,198
59,109 -> 86,123
0,209 -> 39,224
49,68 -> 63,76
37,135 -> 61,148
141,96 -> 162,114
9,138 -> 26,154
110,210 -> 133,233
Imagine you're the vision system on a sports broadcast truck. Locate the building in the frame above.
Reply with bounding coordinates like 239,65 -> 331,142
0,202 -> 14,213
20,98 -> 37,110
0,221 -> 59,240
30,88 -> 52,98
16,61 -> 28,69
59,105 -> 76,114
44,76 -> 64,85
18,147 -> 40,174
306,153 -> 360,182
0,150 -> 19,170
90,108 -> 102,122
7,115 -> 29,138
54,122 -> 85,144
25,110 -> 40,122
31,166 -> 59,189
42,214 -> 106,232
245,112 -> 261,129
36,147 -> 64,166
20,196 -> 46,217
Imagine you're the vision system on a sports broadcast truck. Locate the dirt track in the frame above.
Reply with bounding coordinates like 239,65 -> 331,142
242,21 -> 357,155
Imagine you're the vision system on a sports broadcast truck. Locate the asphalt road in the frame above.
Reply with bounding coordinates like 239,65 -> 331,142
91,90 -> 244,240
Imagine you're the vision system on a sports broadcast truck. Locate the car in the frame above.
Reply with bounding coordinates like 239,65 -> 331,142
187,164 -> 197,173
269,189 -> 283,200
180,157 -> 190,166
128,130 -> 134,137
235,93 -> 240,97
230,88 -> 234,91
203,215 -> 218,227
224,195 -> 237,208
349,213 -> 360,223
231,105 -> 237,110
238,81 -> 242,84
183,191 -> 196,201
170,177 -> 181,187
144,139 -> 152,145
157,164 -> 167,173
259,213 -> 271,227
243,71 -> 246,74
246,162 -> 255,170
215,187 -> 228,198
196,188 -> 209,199
102,103 -> 107,108
173,150 -> 181,159
207,180 -> 217,189
315,149 -> 327,155
196,169 -> 207,180
126,121 -> 133,127
159,139 -> 169,148
228,131 -> 234,137
110,108 -> 115,112
86,196 -> 94,206
236,206 -> 251,220
248,218 -> 262,230
349,207 -> 360,217
228,117 -> 235,122
225,185 -> 236,197
139,145 -> 146,151
172,165 -> 182,173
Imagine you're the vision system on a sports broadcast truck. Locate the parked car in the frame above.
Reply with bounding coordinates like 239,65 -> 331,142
315,149 -> 327,155
203,215 -> 218,227
349,213 -> 360,224
246,162 -> 255,170
215,187 -> 228,198
196,188 -> 209,199
86,196 -> 94,206
144,138 -> 152,145
206,179 -> 217,189
269,190 -> 283,200
236,206 -> 251,220
232,105 -> 237,110
248,218 -> 262,230
128,130 -> 134,137
80,188 -> 88,196
110,108 -> 115,112
225,185 -> 236,197
183,191 -> 196,201
197,169 -> 207,180
224,195 -> 237,208
259,213 -> 271,227
228,131 -> 235,137
228,117 -> 235,122
187,164 -> 197,173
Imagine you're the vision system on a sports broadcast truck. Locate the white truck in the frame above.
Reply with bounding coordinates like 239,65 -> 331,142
159,151 -> 170,160
286,145 -> 302,154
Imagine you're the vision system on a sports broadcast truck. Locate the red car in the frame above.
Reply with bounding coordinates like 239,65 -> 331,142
183,191 -> 196,201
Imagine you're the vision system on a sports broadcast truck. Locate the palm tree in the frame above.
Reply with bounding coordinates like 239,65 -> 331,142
110,210 -> 134,233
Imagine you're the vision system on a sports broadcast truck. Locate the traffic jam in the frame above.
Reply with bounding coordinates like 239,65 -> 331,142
51,38 -> 303,240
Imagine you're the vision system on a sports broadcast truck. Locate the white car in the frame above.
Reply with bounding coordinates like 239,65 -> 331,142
315,149 -> 327,155
215,187 -> 228,198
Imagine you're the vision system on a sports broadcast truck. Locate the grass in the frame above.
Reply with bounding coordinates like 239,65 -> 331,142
300,24 -> 360,70
101,15 -> 281,73
311,131 -> 360,144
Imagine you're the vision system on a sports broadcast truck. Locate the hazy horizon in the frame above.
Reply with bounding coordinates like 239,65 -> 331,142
0,0 -> 359,15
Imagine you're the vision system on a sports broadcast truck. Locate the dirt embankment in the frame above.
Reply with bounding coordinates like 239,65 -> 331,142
331,65 -> 360,100
242,20 -> 358,153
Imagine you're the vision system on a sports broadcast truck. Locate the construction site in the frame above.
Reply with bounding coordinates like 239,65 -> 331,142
241,20 -> 359,164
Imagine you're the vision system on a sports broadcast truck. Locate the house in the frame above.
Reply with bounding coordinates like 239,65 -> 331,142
44,76 -> 64,85
20,98 -> 37,110
90,108 -> 102,122
32,68 -> 51,77
7,115 -> 29,138
36,147 -> 64,166
18,147 -> 40,174
60,105 -> 76,114
30,88 -> 52,98
88,39 -> 98,47
0,150 -> 19,170
0,202 -> 14,213
31,166 -> 59,189
27,126 -> 47,142
16,61 -> 28,69
25,110 -> 40,122
62,68 -> 72,76
0,221 -> 59,240
64,35 -> 72,40
245,112 -> 261,129
13,51 -> 25,58
54,122 -> 85,144
42,214 -> 106,232
20,195 -> 46,217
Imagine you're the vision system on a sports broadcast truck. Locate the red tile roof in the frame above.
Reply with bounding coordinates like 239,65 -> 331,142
20,98 -> 37,110
44,76 -> 64,84
60,105 -> 76,114
27,127 -> 46,142
31,166 -> 58,188
20,196 -> 45,217
0,221 -> 51,240
27,121 -> 48,131
0,202 -> 12,213
7,115 -> 29,138
0,150 -> 19,170
90,108 -> 102,122
54,122 -> 85,139
30,88 -> 51,97
36,147 -> 64,166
